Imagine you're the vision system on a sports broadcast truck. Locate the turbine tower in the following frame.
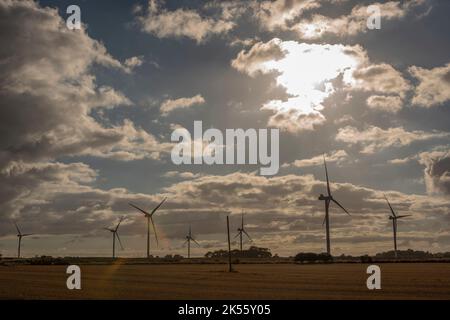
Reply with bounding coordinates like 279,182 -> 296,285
14,222 -> 33,259
318,155 -> 350,256
235,212 -> 252,252
129,198 -> 166,258
184,225 -> 200,259
104,217 -> 124,259
384,194 -> 411,259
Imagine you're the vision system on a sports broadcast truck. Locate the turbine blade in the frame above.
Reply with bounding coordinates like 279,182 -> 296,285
324,155 -> 331,197
115,216 -> 124,231
322,215 -> 326,227
115,232 -> 124,250
151,198 -> 167,216
14,222 -> 21,235
332,198 -> 350,216
234,232 -> 241,239
104,227 -> 113,232
384,194 -> 396,217
242,229 -> 252,242
241,212 -> 244,229
183,239 -> 188,246
129,203 -> 151,216
193,239 -> 201,247
396,215 -> 412,219
22,233 -> 33,237
150,216 -> 159,247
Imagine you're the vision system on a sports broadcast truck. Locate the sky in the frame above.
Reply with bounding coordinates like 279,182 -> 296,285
0,0 -> 450,258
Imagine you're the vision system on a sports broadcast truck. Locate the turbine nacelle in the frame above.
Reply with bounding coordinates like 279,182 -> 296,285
318,194 -> 332,201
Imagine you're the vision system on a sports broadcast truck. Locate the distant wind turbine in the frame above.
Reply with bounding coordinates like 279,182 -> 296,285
129,198 -> 167,258
235,212 -> 252,252
184,225 -> 200,259
384,194 -> 411,259
104,217 -> 125,259
14,222 -> 33,259
318,155 -> 350,256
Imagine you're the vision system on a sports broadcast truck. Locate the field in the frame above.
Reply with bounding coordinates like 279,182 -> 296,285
1,263 -> 450,299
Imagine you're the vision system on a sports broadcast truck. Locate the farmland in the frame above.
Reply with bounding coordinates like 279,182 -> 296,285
0,262 -> 449,299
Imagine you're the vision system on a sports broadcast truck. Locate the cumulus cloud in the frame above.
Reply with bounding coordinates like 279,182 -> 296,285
367,95 -> 403,113
232,39 -> 370,133
0,0 -> 170,168
124,56 -> 144,72
283,150 -> 349,168
2,164 -> 450,255
232,38 -> 409,133
160,94 -> 206,115
253,0 -> 321,31
409,63 -> 450,108
336,126 -> 450,154
419,150 -> 450,195
388,155 -> 418,164
352,63 -> 411,98
137,0 -> 235,43
293,0 -> 428,39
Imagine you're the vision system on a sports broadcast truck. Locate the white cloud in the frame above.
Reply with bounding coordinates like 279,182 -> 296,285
254,0 -> 321,31
0,0 -> 170,168
284,150 -> 349,168
419,149 -> 450,195
409,63 -> 450,108
232,40 -> 368,132
336,126 -> 450,154
367,95 -> 403,113
293,1 -> 428,39
137,0 -> 235,43
124,56 -> 144,72
160,94 -> 206,116
352,63 -> 411,98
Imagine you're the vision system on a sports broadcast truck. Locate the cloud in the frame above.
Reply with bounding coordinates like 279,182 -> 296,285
336,126 -> 450,154
367,95 -> 403,113
124,55 -> 144,72
254,0 -> 321,31
293,0 -> 428,39
232,39 -> 369,133
162,171 -> 202,179
388,155 -> 418,164
137,0 -> 235,43
409,62 -> 450,108
284,150 -> 349,168
352,63 -> 411,98
160,94 -> 206,115
2,165 -> 450,255
0,0 -> 170,168
419,150 -> 450,195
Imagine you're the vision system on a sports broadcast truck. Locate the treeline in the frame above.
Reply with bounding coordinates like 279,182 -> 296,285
205,246 -> 272,259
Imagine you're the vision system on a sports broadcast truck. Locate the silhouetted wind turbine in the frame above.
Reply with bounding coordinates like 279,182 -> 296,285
129,198 -> 167,258
318,155 -> 350,256
235,212 -> 252,252
384,194 -> 411,259
184,225 -> 200,259
14,222 -> 33,259
104,217 -> 124,259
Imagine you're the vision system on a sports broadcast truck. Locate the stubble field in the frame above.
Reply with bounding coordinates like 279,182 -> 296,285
0,263 -> 449,299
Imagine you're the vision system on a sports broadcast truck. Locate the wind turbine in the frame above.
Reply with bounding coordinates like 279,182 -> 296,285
318,155 -> 350,256
104,217 -> 124,259
184,225 -> 200,259
235,212 -> 252,252
129,198 -> 167,258
384,194 -> 411,259
14,222 -> 33,259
